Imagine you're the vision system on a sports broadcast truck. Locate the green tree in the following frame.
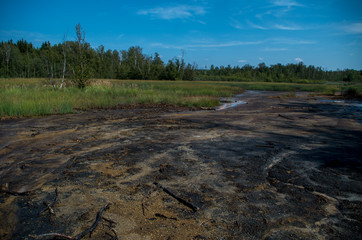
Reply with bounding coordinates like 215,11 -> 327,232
183,63 -> 195,80
160,60 -> 177,80
71,23 -> 92,88
150,52 -> 164,80
2,41 -> 12,77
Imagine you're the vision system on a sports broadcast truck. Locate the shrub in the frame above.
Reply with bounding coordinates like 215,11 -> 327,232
343,87 -> 359,98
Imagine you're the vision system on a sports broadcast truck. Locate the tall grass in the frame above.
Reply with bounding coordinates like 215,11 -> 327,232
0,79 -> 243,117
213,81 -> 339,93
1,78 -> 360,117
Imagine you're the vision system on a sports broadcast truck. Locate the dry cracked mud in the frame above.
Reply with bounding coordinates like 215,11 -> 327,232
0,91 -> 361,239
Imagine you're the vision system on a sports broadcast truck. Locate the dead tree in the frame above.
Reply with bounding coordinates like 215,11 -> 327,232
60,35 -> 67,89
4,42 -> 11,77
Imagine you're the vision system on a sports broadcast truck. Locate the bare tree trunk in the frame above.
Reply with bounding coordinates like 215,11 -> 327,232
137,59 -> 142,77
60,55 -> 66,89
181,49 -> 185,80
50,64 -> 56,89
60,36 -> 67,89
148,58 -> 151,77
33,60 -> 36,77
27,54 -> 30,78
4,43 -> 11,77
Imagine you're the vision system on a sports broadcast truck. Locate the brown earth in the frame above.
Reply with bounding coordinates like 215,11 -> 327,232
0,91 -> 361,240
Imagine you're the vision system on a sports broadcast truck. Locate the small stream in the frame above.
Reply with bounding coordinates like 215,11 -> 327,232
217,100 -> 247,110
217,91 -> 362,123
217,91 -> 261,110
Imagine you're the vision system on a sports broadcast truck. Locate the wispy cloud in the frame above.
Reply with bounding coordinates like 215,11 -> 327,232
341,22 -> 362,34
230,19 -> 243,30
271,38 -> 316,45
246,21 -> 302,31
116,34 -> 125,39
259,0 -> 304,18
238,60 -> 247,63
151,40 -> 264,49
247,21 -> 268,30
274,24 -> 302,30
271,0 -> 303,8
249,0 -> 305,31
137,5 -> 206,20
295,57 -> 303,62
264,47 -> 288,51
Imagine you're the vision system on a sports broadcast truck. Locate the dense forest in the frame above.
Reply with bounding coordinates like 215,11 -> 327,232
0,39 -> 195,82
1,36 -> 361,83
195,63 -> 362,83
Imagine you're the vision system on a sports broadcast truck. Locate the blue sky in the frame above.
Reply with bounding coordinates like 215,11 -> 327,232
1,0 -> 361,70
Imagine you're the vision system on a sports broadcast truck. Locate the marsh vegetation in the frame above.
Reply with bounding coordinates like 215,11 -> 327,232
2,78 -> 361,117
0,79 -> 240,117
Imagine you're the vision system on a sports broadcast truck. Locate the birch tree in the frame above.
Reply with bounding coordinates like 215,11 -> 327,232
60,35 -> 67,89
4,42 -> 11,77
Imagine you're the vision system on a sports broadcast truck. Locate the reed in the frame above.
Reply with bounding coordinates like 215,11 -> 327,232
1,78 -> 360,117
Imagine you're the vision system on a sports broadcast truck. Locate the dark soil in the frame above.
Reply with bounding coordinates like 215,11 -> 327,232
0,91 -> 361,240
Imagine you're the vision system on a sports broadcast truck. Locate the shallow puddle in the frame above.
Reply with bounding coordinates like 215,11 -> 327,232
217,90 -> 260,110
217,100 -> 247,110
318,98 -> 362,108
318,98 -> 362,122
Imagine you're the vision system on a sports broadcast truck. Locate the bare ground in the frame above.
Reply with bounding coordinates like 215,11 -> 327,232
0,91 -> 361,240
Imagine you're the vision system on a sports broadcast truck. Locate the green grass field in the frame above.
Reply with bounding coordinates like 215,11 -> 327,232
0,78 -> 360,117
0,79 -> 243,117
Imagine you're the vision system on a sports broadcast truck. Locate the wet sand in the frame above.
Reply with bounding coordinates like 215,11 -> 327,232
0,91 -> 361,239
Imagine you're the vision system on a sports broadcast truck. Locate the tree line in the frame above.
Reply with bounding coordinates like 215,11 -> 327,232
0,25 -> 196,85
0,40 -> 196,81
195,63 -> 362,83
1,25 -> 361,84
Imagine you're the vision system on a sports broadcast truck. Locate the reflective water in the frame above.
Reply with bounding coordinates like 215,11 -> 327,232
318,99 -> 362,108
217,90 -> 261,110
217,100 -> 247,110
318,98 -> 362,122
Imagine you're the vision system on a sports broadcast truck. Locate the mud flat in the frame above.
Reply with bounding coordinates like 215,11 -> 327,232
0,91 -> 361,240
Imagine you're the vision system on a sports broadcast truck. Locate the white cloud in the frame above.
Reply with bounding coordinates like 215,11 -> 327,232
271,0 -> 303,8
137,5 -> 206,20
151,40 -> 264,49
238,60 -> 247,63
271,38 -> 316,45
262,1 -> 304,19
230,19 -> 243,30
246,21 -> 302,31
295,40 -> 316,44
274,24 -> 302,30
295,57 -> 303,62
247,20 -> 268,30
342,22 -> 362,34
259,57 -> 264,61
